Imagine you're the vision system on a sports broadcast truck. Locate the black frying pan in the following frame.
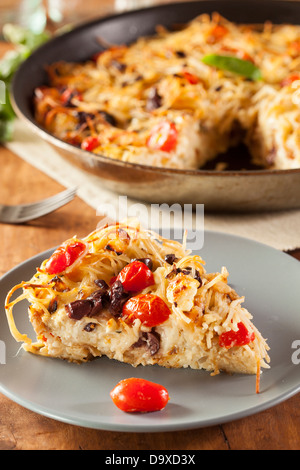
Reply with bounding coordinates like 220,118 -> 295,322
11,0 -> 300,212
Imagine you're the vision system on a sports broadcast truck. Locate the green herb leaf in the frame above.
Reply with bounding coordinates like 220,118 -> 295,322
202,54 -> 262,81
2,24 -> 50,52
0,24 -> 50,143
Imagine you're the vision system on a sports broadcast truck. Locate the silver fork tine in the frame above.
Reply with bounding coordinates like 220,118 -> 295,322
19,188 -> 77,217
19,187 -> 77,212
0,187 -> 77,224
18,195 -> 75,220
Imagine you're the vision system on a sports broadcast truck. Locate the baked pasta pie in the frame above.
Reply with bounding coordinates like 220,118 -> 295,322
5,221 -> 270,392
33,13 -> 300,170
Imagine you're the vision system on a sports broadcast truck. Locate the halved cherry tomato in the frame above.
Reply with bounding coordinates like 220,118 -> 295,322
81,136 -> 100,151
122,293 -> 171,327
116,260 -> 154,292
219,322 -> 255,349
45,240 -> 87,275
146,121 -> 178,152
110,377 -> 169,412
280,73 -> 300,87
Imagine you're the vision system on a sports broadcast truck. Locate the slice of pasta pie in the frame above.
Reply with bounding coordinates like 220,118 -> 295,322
5,221 -> 270,391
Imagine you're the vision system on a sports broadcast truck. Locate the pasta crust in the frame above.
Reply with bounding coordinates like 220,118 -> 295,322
5,220 -> 270,386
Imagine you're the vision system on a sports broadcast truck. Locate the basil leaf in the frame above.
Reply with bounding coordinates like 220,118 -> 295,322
202,54 -> 262,81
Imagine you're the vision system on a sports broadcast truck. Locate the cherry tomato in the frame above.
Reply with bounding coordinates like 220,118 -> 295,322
61,87 -> 82,105
280,73 -> 300,87
122,293 -> 171,327
182,71 -> 200,84
110,377 -> 169,412
219,322 -> 255,349
146,121 -> 178,152
81,136 -> 100,151
45,240 -> 87,275
207,24 -> 229,44
116,260 -> 154,292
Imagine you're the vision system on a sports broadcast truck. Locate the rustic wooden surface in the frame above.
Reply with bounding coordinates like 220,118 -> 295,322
1,1 -> 300,450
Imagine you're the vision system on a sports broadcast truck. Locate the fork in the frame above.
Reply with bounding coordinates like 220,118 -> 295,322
0,187 -> 77,224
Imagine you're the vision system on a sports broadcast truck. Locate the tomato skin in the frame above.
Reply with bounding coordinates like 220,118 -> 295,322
280,73 -> 300,87
122,293 -> 171,327
219,322 -> 255,349
81,136 -> 100,151
110,378 -> 169,412
146,121 -> 178,152
61,87 -> 82,105
182,71 -> 200,84
207,24 -> 229,44
45,240 -> 87,275
116,261 -> 154,292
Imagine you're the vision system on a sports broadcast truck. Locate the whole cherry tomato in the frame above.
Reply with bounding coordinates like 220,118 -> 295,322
122,293 -> 171,327
116,260 -> 154,292
146,120 -> 178,152
45,239 -> 87,275
110,377 -> 169,412
219,322 -> 255,349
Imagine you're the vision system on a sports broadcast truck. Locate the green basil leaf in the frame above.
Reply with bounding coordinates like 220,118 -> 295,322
202,54 -> 262,81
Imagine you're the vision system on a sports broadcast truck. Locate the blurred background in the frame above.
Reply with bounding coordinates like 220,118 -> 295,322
0,0 -> 190,36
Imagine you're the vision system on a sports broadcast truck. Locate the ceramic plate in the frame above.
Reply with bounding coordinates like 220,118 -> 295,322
0,231 -> 300,431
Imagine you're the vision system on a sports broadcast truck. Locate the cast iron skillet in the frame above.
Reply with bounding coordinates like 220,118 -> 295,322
11,0 -> 300,212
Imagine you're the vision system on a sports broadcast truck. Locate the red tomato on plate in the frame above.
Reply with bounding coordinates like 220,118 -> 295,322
45,240 -> 87,275
122,293 -> 171,327
219,322 -> 255,349
116,260 -> 154,292
110,378 -> 169,413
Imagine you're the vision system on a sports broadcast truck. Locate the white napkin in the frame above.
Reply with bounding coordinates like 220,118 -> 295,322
6,119 -> 300,251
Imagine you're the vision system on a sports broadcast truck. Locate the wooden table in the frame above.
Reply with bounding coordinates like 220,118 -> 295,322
1,2 -> 300,451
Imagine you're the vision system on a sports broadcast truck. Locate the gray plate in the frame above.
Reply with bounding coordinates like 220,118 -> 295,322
0,231 -> 300,432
